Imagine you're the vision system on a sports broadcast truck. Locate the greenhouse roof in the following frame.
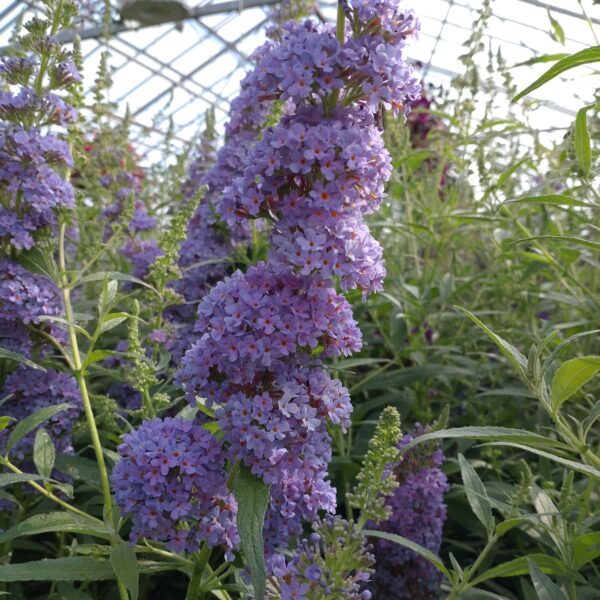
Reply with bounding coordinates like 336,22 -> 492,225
1,0 -> 598,159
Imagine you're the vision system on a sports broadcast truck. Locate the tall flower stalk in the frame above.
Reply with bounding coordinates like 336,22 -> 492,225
178,0 -> 420,557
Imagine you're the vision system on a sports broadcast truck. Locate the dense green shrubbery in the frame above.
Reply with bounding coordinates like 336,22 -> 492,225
0,0 -> 598,598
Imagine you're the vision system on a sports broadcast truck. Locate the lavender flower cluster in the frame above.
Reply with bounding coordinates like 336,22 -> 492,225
269,515 -> 374,600
111,417 -> 239,556
177,0 -> 420,556
114,0 -> 420,567
0,367 -> 82,463
369,426 -> 449,598
0,88 -> 76,250
0,258 -> 61,326
0,226 -> 65,359
0,34 -> 82,490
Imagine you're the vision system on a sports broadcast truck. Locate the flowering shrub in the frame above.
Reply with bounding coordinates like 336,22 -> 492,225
111,417 -> 238,556
1,1 -> 599,599
370,426 -> 449,598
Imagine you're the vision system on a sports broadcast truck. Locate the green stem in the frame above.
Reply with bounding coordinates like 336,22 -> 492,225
555,414 -> 600,469
185,544 -> 212,600
136,541 -> 193,566
1,458 -> 101,522
58,223 -> 113,512
58,223 -> 128,600
446,534 -> 498,599
34,0 -> 63,95
336,1 -> 345,43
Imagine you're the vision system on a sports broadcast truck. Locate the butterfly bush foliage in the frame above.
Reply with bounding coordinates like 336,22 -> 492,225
18,0 -> 597,598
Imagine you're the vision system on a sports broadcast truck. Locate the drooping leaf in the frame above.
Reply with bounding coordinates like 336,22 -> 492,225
110,542 -> 139,600
0,512 -> 109,544
77,271 -> 157,293
458,454 -> 494,536
363,529 -> 451,580
551,356 -> 600,412
528,559 -> 568,600
574,105 -> 593,177
454,307 -> 528,378
471,554 -> 569,586
0,473 -> 50,488
0,556 -> 169,582
6,403 -> 73,455
512,54 -> 569,68
36,316 -> 91,339
0,347 -> 46,371
509,236 -> 600,252
233,466 -> 270,600
33,428 -> 55,479
504,194 -> 593,209
512,46 -> 600,102
484,442 -> 600,481
399,426 -> 570,456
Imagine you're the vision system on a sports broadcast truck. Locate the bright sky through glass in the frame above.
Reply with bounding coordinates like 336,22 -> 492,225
0,0 -> 598,161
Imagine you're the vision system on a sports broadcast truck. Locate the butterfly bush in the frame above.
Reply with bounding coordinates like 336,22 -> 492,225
111,417 -> 239,556
176,0 -> 420,556
369,426 -> 449,598
0,5 -> 82,489
0,367 -> 82,463
0,57 -> 78,251
269,515 -> 374,600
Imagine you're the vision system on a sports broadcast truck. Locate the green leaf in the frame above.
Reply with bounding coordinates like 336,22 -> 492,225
36,316 -> 91,340
400,426 -> 570,454
98,313 -> 129,335
459,590 -> 510,600
110,542 -> 139,600
77,271 -> 157,293
512,54 -> 570,68
471,554 -> 569,586
458,454 -> 494,536
0,556 -> 168,582
573,531 -> 600,569
0,417 -> 14,432
54,455 -> 102,488
454,307 -> 528,378
328,358 -> 393,371
509,236 -> 600,252
233,465 -> 270,600
6,403 -> 73,455
0,557 -> 115,582
98,279 -> 118,317
547,10 -> 565,45
83,349 -> 122,368
0,473 -> 50,488
363,529 -> 451,580
551,356 -> 600,413
0,512 -> 109,544
504,194 -> 594,209
33,428 -> 55,479
484,442 -> 600,481
0,347 -> 46,371
56,581 -> 93,600
574,105 -> 593,177
512,46 -> 600,102
528,559 -> 568,600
